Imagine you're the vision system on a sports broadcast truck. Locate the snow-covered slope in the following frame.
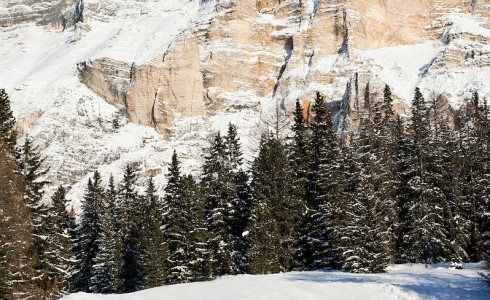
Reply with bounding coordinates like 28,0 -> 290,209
61,264 -> 490,300
0,0 -> 489,208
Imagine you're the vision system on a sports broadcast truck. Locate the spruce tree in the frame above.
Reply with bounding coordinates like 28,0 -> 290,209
289,99 -> 311,270
0,89 -> 16,153
339,143 -> 372,273
183,175 -> 211,282
365,87 -> 399,270
231,169 -> 251,274
17,137 -> 50,292
0,138 -> 35,299
119,165 -> 145,292
395,116 -> 415,261
247,136 -> 302,274
73,172 -> 103,292
202,133 -> 235,276
224,123 -> 250,274
163,151 -> 192,284
404,88 -> 450,263
431,98 -> 470,263
297,92 -> 343,270
91,176 -> 122,294
460,92 -> 489,262
140,178 -> 168,288
41,186 -> 75,298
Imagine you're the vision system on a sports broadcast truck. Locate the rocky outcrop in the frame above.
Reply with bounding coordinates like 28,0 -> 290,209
0,0 -> 79,29
75,0 -> 489,133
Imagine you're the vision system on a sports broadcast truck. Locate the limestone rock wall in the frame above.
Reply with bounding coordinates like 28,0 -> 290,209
0,0 -> 78,29
76,0 -> 489,133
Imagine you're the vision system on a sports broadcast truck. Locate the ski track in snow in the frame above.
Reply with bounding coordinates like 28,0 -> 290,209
61,264 -> 490,300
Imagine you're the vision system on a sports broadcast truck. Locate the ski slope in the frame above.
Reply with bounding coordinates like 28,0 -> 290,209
62,264 -> 489,300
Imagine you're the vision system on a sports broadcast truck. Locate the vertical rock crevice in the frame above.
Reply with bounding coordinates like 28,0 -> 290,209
272,37 -> 294,98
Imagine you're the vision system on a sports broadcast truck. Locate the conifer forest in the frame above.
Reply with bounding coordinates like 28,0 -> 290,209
1,85 -> 490,299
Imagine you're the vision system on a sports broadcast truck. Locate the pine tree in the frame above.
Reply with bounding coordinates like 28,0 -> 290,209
231,169 -> 251,274
163,151 -> 192,284
394,116 -> 415,261
431,98 -> 470,263
289,99 -> 311,270
140,178 -> 168,288
41,186 -> 75,298
365,86 -> 399,270
404,88 -> 450,263
16,137 -> 51,292
288,98 -> 309,208
247,136 -> 302,274
183,175 -> 211,282
73,172 -> 103,292
0,138 -> 36,299
91,176 -> 121,294
0,89 -> 16,153
459,92 -> 489,262
119,165 -> 145,292
339,143 -> 372,273
296,92 -> 343,270
224,123 -> 250,274
202,133 -> 235,276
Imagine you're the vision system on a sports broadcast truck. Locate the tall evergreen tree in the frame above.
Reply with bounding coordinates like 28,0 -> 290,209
0,89 -> 16,153
248,136 -> 302,274
403,88 -> 450,263
0,138 -> 36,299
367,86 -> 399,269
339,143 -> 372,273
119,165 -> 145,293
140,178 -> 168,288
460,92 -> 489,262
17,137 -> 50,292
183,175 -> 211,282
90,176 -> 122,294
296,92 -> 343,270
163,151 -> 192,284
41,186 -> 75,299
231,169 -> 252,274
202,132 -> 235,276
431,98 -> 470,263
73,172 -> 103,292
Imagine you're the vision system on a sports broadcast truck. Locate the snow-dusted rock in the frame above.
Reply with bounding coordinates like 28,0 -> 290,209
0,0 -> 489,209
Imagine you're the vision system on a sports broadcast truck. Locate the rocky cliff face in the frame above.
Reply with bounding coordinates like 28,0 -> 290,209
0,0 -> 81,29
75,0 -> 489,133
0,0 -> 489,206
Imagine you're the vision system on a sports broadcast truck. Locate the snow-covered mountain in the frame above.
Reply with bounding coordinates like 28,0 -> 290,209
0,0 -> 489,210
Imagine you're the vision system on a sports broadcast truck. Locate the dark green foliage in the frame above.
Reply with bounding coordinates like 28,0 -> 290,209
16,137 -> 51,294
202,132 -> 235,276
231,169 -> 252,273
91,175 -> 121,294
182,175 -> 211,282
247,136 -> 302,274
202,124 -> 249,276
403,88 -> 450,263
119,165 -> 145,293
297,92 -> 343,270
42,186 -> 75,298
0,89 -> 16,153
163,151 -> 192,284
141,178 -> 168,288
73,172 -> 103,292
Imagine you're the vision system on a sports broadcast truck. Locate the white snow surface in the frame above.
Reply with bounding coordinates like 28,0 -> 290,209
61,264 -> 489,300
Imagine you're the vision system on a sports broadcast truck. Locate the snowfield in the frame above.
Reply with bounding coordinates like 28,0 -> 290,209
62,264 -> 489,300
